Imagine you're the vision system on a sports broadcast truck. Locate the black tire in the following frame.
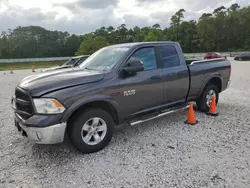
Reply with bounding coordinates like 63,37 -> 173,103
242,57 -> 248,61
196,84 -> 219,112
67,108 -> 114,154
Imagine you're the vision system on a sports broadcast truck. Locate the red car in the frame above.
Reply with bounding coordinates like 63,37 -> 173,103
204,52 -> 227,59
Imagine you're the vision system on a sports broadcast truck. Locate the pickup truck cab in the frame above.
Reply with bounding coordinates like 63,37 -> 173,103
12,42 -> 231,153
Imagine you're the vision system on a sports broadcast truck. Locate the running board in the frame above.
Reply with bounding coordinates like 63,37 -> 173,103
130,105 -> 189,126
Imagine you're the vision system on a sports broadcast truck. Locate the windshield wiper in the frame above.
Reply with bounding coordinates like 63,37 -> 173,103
84,67 -> 97,71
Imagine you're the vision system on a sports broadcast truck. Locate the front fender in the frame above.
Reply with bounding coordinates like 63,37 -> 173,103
61,94 -> 120,122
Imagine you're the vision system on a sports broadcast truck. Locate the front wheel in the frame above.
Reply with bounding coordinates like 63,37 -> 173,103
67,108 -> 114,153
196,84 -> 219,112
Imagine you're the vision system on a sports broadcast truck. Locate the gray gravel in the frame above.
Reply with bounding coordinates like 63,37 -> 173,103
0,59 -> 250,188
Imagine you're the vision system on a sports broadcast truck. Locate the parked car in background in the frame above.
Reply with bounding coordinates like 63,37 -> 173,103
204,52 -> 226,59
41,55 -> 90,72
234,52 -> 250,61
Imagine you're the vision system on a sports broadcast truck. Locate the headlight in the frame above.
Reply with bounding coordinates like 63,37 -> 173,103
33,98 -> 65,114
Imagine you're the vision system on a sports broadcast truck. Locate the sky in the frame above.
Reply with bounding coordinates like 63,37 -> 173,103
0,0 -> 249,34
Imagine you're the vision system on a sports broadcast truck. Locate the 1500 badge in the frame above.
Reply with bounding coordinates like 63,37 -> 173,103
124,90 -> 135,96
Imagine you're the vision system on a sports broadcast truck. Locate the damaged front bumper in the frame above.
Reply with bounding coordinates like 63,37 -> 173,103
14,113 -> 66,144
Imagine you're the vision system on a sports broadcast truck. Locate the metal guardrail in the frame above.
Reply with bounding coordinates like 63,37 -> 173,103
0,52 -> 243,63
0,57 -> 71,63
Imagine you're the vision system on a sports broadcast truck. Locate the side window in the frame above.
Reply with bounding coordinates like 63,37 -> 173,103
160,45 -> 180,68
130,47 -> 157,71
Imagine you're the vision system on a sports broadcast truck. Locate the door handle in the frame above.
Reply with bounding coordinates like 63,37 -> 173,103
150,75 -> 162,80
169,73 -> 177,76
177,70 -> 187,75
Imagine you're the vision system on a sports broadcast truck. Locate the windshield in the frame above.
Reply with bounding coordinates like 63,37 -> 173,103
74,57 -> 88,67
65,58 -> 80,65
79,46 -> 130,71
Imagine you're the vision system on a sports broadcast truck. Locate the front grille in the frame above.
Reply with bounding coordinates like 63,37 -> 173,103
15,87 -> 33,119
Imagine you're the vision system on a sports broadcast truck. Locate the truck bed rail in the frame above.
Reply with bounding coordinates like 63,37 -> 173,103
190,58 -> 225,65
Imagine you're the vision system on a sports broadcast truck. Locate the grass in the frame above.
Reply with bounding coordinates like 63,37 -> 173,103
0,60 -> 65,71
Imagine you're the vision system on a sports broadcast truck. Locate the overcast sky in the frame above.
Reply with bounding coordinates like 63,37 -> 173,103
0,0 -> 249,34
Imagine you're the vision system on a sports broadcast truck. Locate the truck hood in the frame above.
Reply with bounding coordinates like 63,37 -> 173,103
19,68 -> 104,96
41,65 -> 72,72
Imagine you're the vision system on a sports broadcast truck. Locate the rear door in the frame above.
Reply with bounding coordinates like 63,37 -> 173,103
157,45 -> 189,105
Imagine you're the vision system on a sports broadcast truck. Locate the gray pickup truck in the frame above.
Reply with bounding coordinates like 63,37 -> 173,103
11,42 -> 231,153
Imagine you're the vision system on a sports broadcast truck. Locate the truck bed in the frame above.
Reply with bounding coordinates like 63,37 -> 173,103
186,57 -> 231,101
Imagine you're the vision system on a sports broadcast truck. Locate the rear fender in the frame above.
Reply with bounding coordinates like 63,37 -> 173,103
198,74 -> 223,98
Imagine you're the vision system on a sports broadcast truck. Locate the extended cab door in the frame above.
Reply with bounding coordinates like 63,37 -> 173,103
157,45 -> 189,105
117,47 -> 163,117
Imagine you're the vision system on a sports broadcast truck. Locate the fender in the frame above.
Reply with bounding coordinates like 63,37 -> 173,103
62,94 -> 121,122
197,73 -> 223,98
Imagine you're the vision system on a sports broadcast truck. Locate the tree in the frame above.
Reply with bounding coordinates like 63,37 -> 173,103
170,9 -> 185,27
76,36 -> 109,55
196,12 -> 216,51
1,3 -> 250,58
107,26 -> 114,33
178,20 -> 198,52
213,6 -> 226,15
170,9 -> 186,41
228,3 -> 240,12
152,24 -> 161,29
144,31 -> 158,41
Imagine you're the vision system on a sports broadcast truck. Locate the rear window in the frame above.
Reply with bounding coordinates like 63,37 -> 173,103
159,45 -> 180,68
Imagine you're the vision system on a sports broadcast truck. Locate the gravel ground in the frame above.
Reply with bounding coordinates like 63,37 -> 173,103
0,59 -> 250,188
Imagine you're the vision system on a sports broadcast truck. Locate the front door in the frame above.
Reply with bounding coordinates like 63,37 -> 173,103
117,47 -> 163,117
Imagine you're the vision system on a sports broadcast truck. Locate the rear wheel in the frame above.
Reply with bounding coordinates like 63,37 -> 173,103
196,84 -> 219,112
67,108 -> 114,153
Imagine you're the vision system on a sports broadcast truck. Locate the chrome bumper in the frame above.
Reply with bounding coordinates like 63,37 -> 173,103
15,120 -> 66,144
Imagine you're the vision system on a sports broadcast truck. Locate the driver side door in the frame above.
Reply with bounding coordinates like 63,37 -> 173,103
117,47 -> 163,118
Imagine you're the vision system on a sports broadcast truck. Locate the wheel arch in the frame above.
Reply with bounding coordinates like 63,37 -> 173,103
63,99 -> 120,126
198,75 -> 223,97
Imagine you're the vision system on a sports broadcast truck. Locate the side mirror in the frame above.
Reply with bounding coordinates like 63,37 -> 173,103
123,57 -> 144,73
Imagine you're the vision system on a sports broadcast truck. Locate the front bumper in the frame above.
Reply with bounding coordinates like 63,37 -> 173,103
14,114 -> 66,144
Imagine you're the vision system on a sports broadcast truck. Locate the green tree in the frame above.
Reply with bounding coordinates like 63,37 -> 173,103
76,36 -> 110,55
152,23 -> 161,29
170,9 -> 186,41
1,3 -> 250,58
144,31 -> 158,41
196,13 -> 216,51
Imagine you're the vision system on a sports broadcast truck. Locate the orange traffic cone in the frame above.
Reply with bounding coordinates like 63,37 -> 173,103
10,67 -> 14,74
184,104 -> 198,125
207,96 -> 219,116
32,66 -> 35,72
